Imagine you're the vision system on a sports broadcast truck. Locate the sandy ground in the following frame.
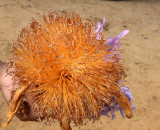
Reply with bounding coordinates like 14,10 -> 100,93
0,0 -> 160,130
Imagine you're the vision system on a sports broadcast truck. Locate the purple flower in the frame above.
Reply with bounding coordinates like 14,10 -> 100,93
100,86 -> 135,119
104,30 -> 130,62
100,106 -> 111,118
106,30 -> 130,51
95,17 -> 106,40
95,18 -> 129,62
104,30 -> 129,62
96,18 -> 135,119
95,17 -> 129,51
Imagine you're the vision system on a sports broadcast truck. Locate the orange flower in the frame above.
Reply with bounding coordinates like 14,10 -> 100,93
3,11 -> 132,129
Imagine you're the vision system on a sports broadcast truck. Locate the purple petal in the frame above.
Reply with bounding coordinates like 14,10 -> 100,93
121,87 -> 133,102
95,18 -> 106,33
107,37 -> 118,46
106,30 -> 129,51
95,17 -> 106,40
114,104 -> 121,111
96,22 -> 102,33
102,111 -> 111,118
118,30 -> 130,39
120,107 -> 125,119
110,108 -> 116,120
102,17 -> 106,27
106,37 -> 121,50
100,105 -> 112,118
121,86 -> 129,91
96,34 -> 101,40
132,104 -> 136,114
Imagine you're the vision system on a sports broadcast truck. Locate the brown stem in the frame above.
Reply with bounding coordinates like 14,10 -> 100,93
60,116 -> 72,130
2,83 -> 29,127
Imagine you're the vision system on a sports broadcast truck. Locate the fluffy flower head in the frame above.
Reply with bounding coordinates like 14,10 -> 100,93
7,11 -> 133,126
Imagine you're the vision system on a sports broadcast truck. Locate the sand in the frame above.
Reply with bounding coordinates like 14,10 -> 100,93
0,0 -> 160,130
